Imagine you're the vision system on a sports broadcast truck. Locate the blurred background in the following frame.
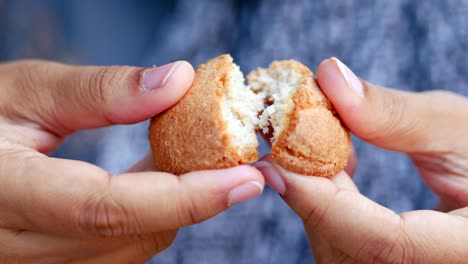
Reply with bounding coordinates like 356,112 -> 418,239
1,1 -> 467,263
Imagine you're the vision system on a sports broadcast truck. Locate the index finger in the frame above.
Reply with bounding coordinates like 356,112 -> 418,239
1,152 -> 264,238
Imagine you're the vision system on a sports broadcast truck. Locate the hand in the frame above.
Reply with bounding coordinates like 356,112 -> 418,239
255,58 -> 468,263
0,60 -> 264,263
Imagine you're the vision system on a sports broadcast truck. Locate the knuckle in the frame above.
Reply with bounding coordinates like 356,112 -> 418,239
303,188 -> 338,230
77,177 -> 136,236
6,60 -> 64,120
15,60 -> 60,91
178,191 -> 204,226
78,66 -> 137,124
379,91 -> 408,138
139,231 -> 177,255
354,224 -> 413,264
78,193 -> 128,236
303,202 -> 326,229
90,66 -> 136,104
13,61 -> 46,98
355,238 -> 390,263
171,177 -> 207,227
397,229 -> 417,264
365,90 -> 416,144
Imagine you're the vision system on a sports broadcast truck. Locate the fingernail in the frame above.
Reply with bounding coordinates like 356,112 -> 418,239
227,181 -> 263,207
140,61 -> 181,90
331,57 -> 364,96
254,161 -> 286,195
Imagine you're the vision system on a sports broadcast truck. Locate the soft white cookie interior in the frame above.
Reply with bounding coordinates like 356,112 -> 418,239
249,65 -> 300,142
221,60 -> 301,153
221,63 -> 264,155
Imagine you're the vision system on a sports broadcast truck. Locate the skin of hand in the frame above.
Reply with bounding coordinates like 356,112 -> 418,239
0,60 -> 265,263
255,58 -> 468,264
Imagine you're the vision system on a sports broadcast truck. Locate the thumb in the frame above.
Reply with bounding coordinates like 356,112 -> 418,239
256,156 -> 404,262
315,58 -> 468,153
0,60 -> 194,136
2,153 -> 264,237
257,156 -> 468,263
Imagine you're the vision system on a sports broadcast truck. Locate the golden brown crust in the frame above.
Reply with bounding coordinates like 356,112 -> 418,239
149,54 -> 258,175
263,61 -> 351,177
